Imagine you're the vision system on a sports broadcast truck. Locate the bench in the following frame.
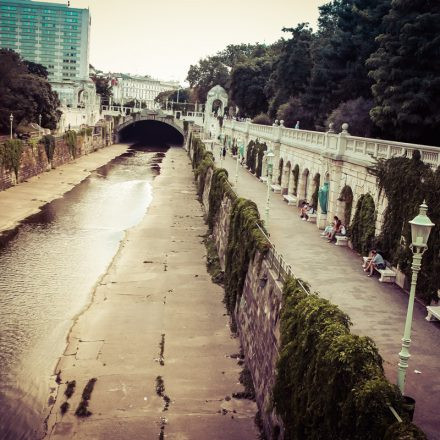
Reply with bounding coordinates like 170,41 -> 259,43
307,213 -> 317,223
425,306 -> 440,322
259,176 -> 268,183
271,184 -> 282,193
283,194 -> 297,205
335,235 -> 349,246
362,257 -> 396,283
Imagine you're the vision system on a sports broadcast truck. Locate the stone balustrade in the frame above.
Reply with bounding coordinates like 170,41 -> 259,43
224,119 -> 440,168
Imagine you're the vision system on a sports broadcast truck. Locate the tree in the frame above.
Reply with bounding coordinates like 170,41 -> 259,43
276,97 -> 315,129
367,0 -> 440,144
0,49 -> 60,133
229,58 -> 272,117
265,24 -> 314,117
186,56 -> 230,102
23,60 -> 48,78
326,97 -> 375,136
91,76 -> 112,103
302,0 -> 390,129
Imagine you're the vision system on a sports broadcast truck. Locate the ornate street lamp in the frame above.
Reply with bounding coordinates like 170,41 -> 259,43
234,138 -> 243,187
219,133 -> 224,168
265,149 -> 275,226
397,201 -> 434,394
10,113 -> 14,139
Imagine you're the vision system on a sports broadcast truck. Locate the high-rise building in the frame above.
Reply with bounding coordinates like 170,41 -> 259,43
0,0 -> 90,81
0,0 -> 101,128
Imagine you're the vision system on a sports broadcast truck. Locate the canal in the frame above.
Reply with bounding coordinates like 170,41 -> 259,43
0,144 -> 168,440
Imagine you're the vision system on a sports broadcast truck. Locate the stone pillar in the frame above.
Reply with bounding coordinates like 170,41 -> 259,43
272,121 -> 282,185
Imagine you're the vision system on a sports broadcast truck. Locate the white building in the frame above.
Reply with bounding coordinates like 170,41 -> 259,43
111,74 -> 179,109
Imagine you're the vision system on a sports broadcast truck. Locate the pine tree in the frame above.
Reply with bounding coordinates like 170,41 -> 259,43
302,0 -> 390,129
368,0 -> 440,144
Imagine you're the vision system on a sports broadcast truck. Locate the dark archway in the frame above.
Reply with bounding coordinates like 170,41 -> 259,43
118,120 -> 184,147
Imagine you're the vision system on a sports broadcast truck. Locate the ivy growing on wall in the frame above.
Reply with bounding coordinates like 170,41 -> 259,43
207,168 -> 237,230
41,135 -> 56,162
0,139 -> 24,179
273,277 -> 426,440
64,130 -> 78,158
224,198 -> 270,316
370,152 -> 440,303
350,193 -> 376,256
310,173 -> 320,209
292,164 -> 299,196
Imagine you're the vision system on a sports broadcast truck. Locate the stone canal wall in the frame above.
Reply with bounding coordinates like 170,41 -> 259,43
0,124 -> 112,191
200,168 -> 283,437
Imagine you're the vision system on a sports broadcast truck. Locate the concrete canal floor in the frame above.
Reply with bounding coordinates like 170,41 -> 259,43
45,147 -> 257,439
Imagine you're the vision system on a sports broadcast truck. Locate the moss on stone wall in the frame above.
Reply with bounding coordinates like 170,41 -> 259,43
0,139 -> 24,179
64,130 -> 78,158
273,277 -> 426,440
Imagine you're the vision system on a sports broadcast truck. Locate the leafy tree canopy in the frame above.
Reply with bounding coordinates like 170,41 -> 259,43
0,49 -> 60,133
367,0 -> 440,144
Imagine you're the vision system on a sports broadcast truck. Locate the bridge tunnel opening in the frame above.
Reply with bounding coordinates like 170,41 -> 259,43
119,120 -> 184,148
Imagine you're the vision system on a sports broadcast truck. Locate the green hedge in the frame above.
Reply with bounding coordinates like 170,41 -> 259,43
273,278 -> 426,440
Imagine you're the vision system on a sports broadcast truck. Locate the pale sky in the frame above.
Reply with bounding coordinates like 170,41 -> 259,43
36,0 -> 328,84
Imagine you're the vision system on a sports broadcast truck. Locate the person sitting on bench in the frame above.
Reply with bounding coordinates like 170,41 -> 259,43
363,249 -> 386,276
300,202 -> 310,220
327,216 -> 342,242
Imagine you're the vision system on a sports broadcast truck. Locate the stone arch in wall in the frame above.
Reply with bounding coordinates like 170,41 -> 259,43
206,85 -> 228,116
337,185 -> 354,227
299,168 -> 310,201
282,161 -> 291,195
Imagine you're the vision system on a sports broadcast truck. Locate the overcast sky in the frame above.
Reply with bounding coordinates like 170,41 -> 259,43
36,0 -> 328,84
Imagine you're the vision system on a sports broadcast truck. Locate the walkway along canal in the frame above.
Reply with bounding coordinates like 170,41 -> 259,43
0,144 -> 172,439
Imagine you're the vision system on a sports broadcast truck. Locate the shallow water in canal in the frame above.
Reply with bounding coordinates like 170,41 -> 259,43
0,145 -> 168,439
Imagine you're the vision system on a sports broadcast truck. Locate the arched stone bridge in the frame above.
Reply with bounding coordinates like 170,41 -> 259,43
115,111 -> 185,144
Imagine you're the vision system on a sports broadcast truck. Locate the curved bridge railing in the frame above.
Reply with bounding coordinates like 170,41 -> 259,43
116,113 -> 185,137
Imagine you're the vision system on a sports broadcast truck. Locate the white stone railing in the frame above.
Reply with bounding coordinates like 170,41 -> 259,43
223,119 -> 440,168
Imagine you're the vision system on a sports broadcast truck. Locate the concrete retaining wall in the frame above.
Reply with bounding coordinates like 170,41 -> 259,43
0,129 -> 111,192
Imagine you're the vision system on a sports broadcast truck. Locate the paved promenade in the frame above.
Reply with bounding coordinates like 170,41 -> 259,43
0,143 -> 128,235
215,146 -> 440,440
45,148 -> 257,439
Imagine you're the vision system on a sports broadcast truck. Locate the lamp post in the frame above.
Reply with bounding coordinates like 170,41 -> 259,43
234,138 -> 242,187
397,201 -> 434,394
264,149 -> 275,226
10,113 -> 13,139
219,133 -> 224,168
